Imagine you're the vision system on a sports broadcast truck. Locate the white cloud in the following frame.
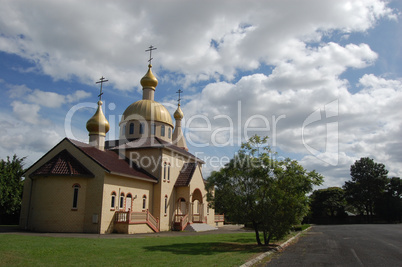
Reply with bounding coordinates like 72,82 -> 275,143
0,0 -> 396,90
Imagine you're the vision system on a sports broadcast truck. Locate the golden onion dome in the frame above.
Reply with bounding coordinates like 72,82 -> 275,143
140,64 -> 158,90
174,104 -> 184,120
86,101 -> 110,136
121,99 -> 173,127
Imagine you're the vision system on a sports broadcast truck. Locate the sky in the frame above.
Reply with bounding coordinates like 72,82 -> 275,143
0,0 -> 401,188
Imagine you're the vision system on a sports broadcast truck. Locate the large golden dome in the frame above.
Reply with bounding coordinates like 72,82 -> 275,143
121,99 -> 173,127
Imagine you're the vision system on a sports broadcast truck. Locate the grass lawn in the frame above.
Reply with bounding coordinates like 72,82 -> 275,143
0,231 -> 295,267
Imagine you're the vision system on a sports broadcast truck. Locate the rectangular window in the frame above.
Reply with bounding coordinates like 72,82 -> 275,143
151,123 -> 156,135
168,128 -> 171,138
72,186 -> 79,209
129,123 -> 134,134
164,197 -> 168,214
163,163 -> 166,181
167,164 -> 170,182
140,123 -> 144,134
161,125 -> 165,136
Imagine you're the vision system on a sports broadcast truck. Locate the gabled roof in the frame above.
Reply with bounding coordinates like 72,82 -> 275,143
25,138 -> 157,183
68,139 -> 157,182
107,137 -> 204,164
31,149 -> 94,177
175,162 -> 197,187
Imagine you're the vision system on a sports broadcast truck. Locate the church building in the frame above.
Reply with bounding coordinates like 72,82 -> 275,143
19,53 -> 223,234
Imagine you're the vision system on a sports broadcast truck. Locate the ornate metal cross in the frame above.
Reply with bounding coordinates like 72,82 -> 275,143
96,76 -> 108,101
176,89 -> 183,105
145,45 -> 157,64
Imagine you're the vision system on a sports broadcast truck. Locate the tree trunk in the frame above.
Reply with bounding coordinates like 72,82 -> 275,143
252,221 -> 262,246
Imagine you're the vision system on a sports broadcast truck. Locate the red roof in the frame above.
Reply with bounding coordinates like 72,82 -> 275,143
107,137 -> 204,163
32,149 -> 93,177
175,162 -> 196,187
68,139 -> 157,182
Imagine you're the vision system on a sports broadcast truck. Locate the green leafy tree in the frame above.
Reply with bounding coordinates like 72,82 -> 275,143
0,155 -> 25,224
343,157 -> 388,218
375,177 -> 402,222
206,135 -> 323,246
310,187 -> 347,219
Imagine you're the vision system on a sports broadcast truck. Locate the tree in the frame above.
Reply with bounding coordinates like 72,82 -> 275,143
375,177 -> 402,222
0,155 -> 25,224
343,157 -> 388,218
206,135 -> 323,246
309,187 -> 347,221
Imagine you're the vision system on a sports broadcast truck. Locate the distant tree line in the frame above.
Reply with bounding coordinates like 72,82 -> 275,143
308,157 -> 402,224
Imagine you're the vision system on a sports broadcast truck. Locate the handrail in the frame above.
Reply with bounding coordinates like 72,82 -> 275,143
116,210 -> 159,232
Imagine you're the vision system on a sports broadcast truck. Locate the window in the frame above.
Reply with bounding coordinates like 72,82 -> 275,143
72,184 -> 80,209
164,195 -> 168,215
142,195 -> 147,210
163,162 -> 167,181
111,192 -> 116,209
168,128 -> 171,138
167,164 -> 171,182
151,123 -> 156,135
161,125 -> 165,136
129,123 -> 134,134
140,123 -> 144,134
119,193 -> 125,210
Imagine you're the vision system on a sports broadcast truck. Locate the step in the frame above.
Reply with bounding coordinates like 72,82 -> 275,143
184,223 -> 218,232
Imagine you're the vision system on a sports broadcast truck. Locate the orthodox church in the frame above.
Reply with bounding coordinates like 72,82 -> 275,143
19,54 -> 223,234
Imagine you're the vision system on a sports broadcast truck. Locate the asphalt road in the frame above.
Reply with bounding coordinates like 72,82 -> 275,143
266,224 -> 402,266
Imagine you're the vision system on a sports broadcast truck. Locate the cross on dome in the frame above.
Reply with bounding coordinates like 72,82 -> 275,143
145,45 -> 157,65
176,89 -> 183,105
96,76 -> 108,101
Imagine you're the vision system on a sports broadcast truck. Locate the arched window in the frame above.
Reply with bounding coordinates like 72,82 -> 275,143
119,193 -> 125,210
72,184 -> 80,209
161,125 -> 165,136
111,192 -> 116,209
142,195 -> 147,210
140,123 -> 144,134
164,195 -> 168,215
129,123 -> 134,134
168,128 -> 171,138
151,123 -> 156,135
126,194 -> 132,211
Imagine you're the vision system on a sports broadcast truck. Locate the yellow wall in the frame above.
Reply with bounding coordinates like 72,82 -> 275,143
100,173 -> 154,234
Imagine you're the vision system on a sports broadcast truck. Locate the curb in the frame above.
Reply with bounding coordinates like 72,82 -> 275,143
240,226 -> 312,267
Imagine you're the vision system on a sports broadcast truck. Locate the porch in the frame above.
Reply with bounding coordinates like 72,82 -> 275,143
114,209 -> 159,233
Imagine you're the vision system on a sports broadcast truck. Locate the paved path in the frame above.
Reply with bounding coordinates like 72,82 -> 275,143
266,224 -> 402,266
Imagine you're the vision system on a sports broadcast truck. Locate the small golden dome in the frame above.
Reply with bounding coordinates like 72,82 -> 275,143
86,101 -> 110,136
174,105 -> 184,120
121,99 -> 173,127
140,64 -> 158,90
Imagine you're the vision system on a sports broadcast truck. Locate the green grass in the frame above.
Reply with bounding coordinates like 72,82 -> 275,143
0,233 -> 276,267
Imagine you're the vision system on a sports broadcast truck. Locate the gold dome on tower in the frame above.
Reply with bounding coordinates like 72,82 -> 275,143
174,104 -> 184,120
86,101 -> 110,136
140,64 -> 158,90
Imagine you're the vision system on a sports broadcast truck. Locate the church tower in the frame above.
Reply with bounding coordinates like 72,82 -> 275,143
86,100 -> 110,150
172,91 -> 188,150
119,47 -> 174,142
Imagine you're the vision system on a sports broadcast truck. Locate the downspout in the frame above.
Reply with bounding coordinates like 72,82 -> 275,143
25,176 -> 33,230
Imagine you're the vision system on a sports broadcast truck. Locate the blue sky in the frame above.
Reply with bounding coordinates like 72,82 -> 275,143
0,0 -> 401,188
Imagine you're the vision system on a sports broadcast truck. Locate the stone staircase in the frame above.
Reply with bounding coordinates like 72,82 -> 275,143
184,223 -> 218,232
